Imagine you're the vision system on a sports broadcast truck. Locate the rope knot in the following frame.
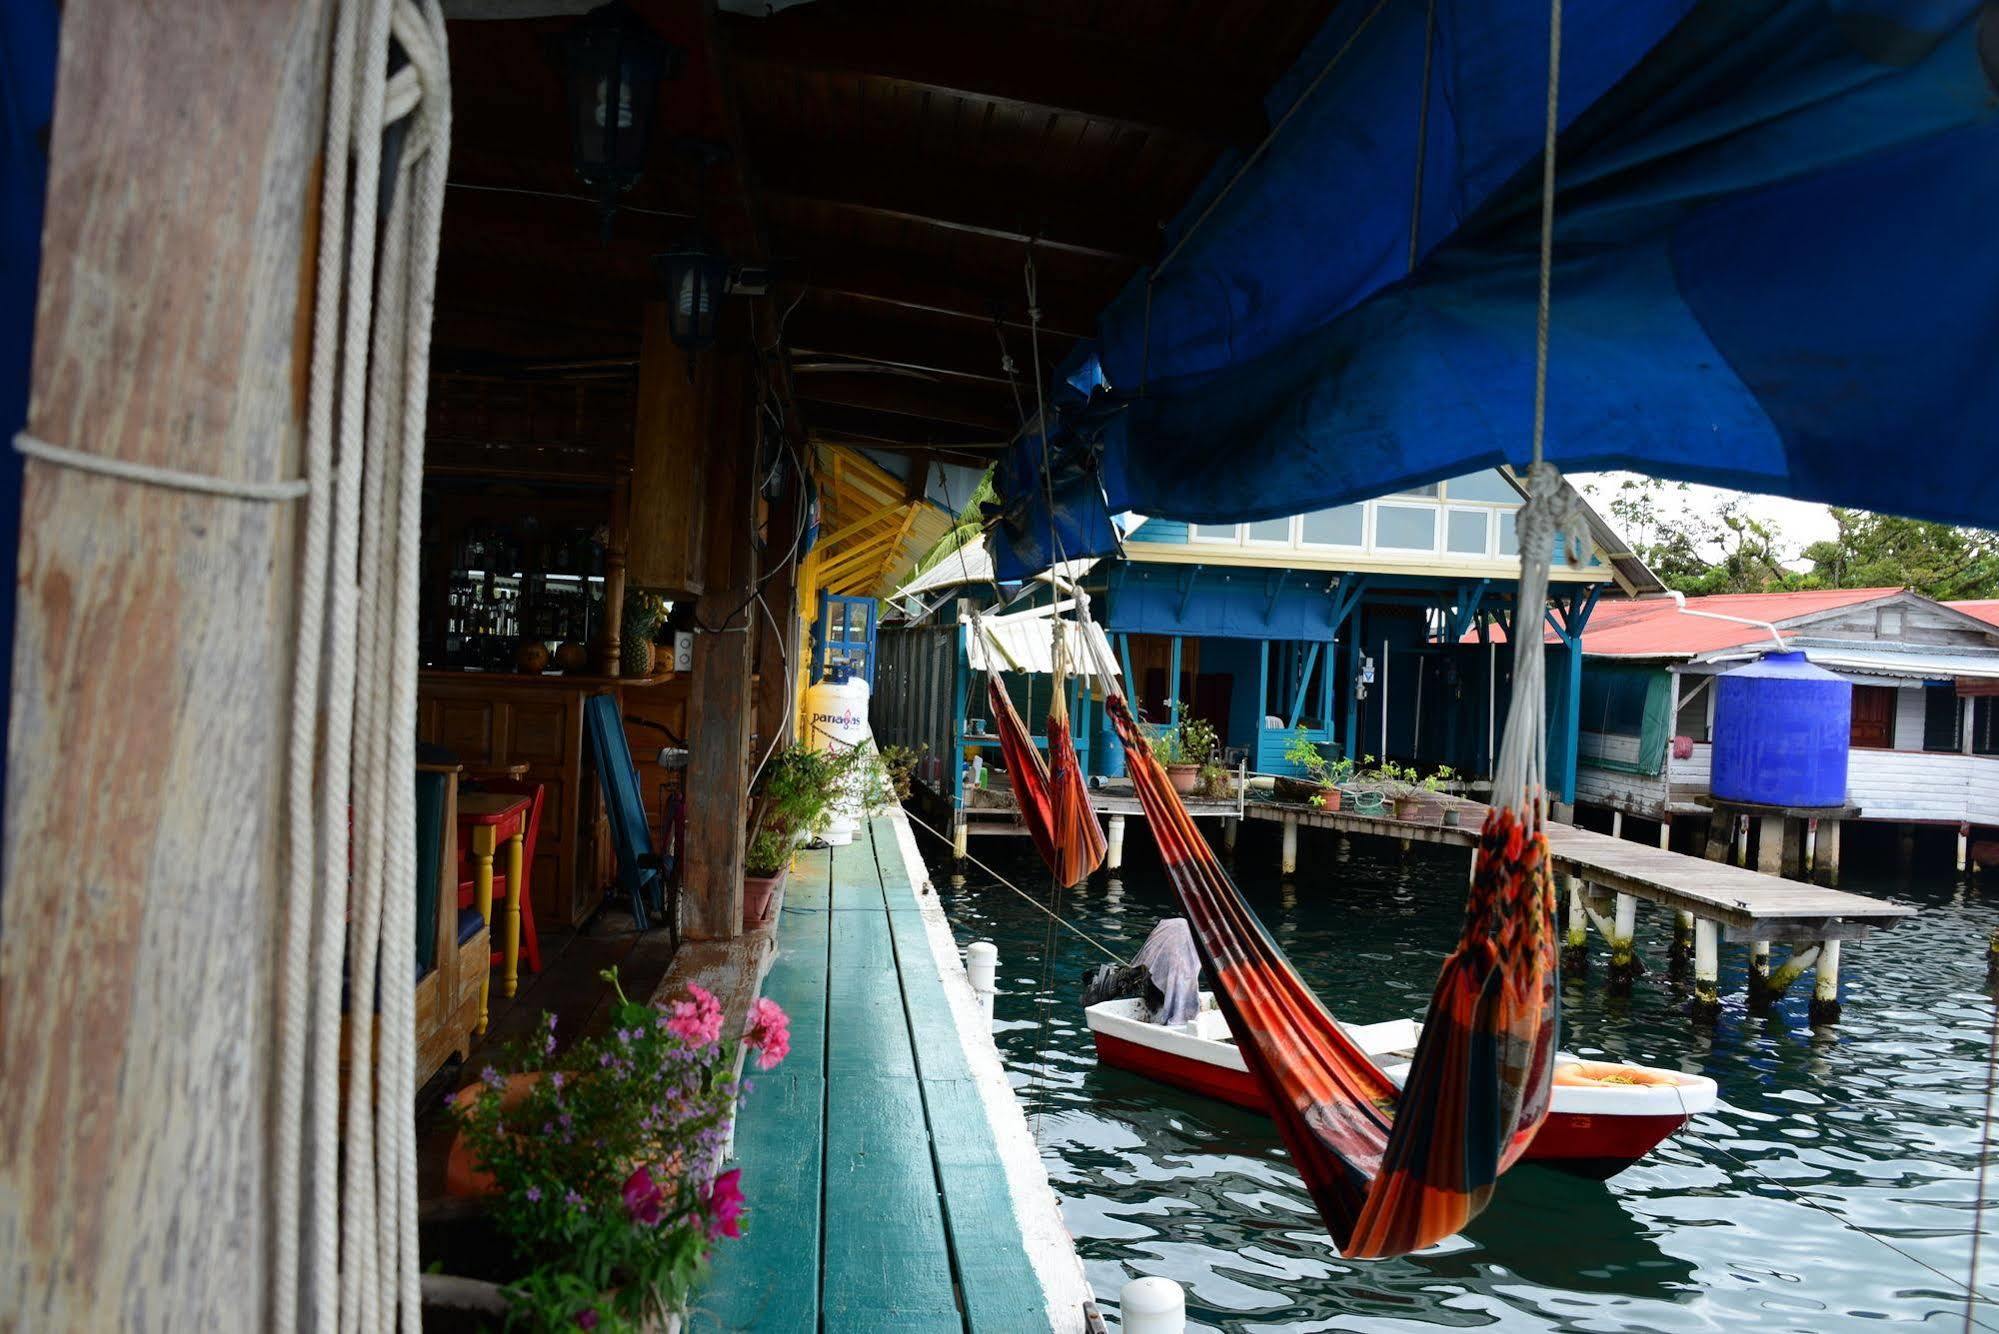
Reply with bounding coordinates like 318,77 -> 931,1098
1514,462 -> 1587,567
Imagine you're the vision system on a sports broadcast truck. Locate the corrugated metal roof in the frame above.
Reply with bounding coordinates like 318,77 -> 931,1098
1947,599 -> 1999,628
1688,639 -> 1999,681
1576,588 -> 1904,657
965,608 -> 1120,679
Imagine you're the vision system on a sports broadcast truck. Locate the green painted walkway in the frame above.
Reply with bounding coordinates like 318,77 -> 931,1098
692,817 -> 1051,1333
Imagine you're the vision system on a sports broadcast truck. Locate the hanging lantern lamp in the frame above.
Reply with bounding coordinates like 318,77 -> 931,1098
563,1 -> 680,236
653,236 -> 731,361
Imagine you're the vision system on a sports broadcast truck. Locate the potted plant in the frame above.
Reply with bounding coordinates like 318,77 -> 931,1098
1370,761 -> 1449,823
1280,728 -> 1354,809
1147,712 -> 1217,796
741,745 -> 844,927
443,969 -> 792,1331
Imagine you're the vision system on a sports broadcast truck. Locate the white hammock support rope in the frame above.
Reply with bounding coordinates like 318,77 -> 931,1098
273,1 -> 449,1329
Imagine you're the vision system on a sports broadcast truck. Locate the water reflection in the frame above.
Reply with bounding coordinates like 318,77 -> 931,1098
933,821 -> 1999,1332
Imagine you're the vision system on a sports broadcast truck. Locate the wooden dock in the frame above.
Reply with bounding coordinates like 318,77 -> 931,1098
1243,796 -> 1913,943
694,816 -> 1079,1332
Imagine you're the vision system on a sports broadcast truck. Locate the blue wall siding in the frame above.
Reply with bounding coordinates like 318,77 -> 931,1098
1131,519 -> 1189,544
1108,563 -> 1338,639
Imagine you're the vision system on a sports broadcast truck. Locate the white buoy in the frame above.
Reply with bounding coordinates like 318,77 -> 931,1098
1107,814 -> 1127,870
1281,815 -> 1298,875
1120,1276 -> 1186,1334
966,941 -> 998,1024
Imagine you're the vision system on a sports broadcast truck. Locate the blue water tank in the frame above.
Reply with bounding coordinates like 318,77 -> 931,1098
1709,651 -> 1851,808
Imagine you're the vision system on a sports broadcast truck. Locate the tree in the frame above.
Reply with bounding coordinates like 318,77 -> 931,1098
1799,508 -> 1999,600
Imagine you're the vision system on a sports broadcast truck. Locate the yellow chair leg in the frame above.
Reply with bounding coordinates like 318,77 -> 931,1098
473,826 -> 496,1034
504,831 -> 524,999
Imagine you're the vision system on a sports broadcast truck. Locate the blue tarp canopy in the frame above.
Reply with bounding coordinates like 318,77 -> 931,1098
990,0 -> 1999,578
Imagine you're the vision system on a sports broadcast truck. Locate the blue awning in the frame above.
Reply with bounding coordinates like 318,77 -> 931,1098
991,0 -> 1999,578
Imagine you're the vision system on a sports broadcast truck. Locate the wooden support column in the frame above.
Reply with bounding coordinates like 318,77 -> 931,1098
753,461 -> 802,751
1817,817 -> 1842,885
1810,939 -> 1843,1025
1692,919 -> 1722,1024
683,345 -> 757,940
1747,941 -> 1773,1010
1608,892 -> 1641,996
1560,869 -> 1589,977
1781,818 -> 1806,880
0,2 -> 325,1324
1280,815 -> 1298,875
1756,816 -> 1785,876
599,475 -> 630,675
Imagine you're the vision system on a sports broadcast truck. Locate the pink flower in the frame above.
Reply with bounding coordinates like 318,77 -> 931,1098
622,1165 -> 665,1227
705,1168 -> 745,1239
745,997 -> 791,1071
666,984 -> 724,1046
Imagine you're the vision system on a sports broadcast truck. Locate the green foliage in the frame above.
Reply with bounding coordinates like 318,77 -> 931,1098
1196,761 -> 1233,799
1799,508 -> 1999,601
746,743 -> 897,874
1283,727 -> 1353,786
451,969 -> 782,1331
1148,712 -> 1217,767
902,469 -> 998,584
876,744 -> 923,803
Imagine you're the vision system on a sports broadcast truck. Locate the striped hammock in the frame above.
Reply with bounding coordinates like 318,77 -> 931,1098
985,637 -> 1105,890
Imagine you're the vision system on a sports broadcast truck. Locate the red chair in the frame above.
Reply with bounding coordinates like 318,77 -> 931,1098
457,777 -> 545,976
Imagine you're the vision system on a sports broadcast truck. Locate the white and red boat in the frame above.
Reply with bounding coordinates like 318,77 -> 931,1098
1086,994 -> 1717,1180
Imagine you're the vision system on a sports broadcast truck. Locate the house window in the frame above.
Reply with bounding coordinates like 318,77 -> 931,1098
1187,522 -> 1239,544
1498,509 -> 1519,556
1443,471 -> 1522,504
1445,508 -> 1491,556
1975,698 -> 1999,757
1675,677 -> 1712,743
1923,685 -> 1963,752
1850,685 -> 1896,749
1244,516 -> 1292,544
1394,482 -> 1442,498
1374,503 -> 1439,552
1877,606 -> 1906,637
1300,504 -> 1365,547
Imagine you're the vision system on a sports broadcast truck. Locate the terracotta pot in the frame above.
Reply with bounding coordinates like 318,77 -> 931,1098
444,1072 -> 547,1198
1319,785 -> 1343,813
1166,764 -> 1201,795
514,641 -> 551,674
553,641 -> 589,673
743,867 -> 786,929
1394,794 -> 1441,823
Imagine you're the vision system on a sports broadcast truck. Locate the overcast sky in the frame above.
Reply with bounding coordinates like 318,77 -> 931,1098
1571,470 -> 1842,567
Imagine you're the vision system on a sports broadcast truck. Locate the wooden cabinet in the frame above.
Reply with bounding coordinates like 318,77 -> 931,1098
419,670 -> 690,932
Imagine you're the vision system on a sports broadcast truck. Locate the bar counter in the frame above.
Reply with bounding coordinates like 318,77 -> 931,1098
418,667 -> 690,932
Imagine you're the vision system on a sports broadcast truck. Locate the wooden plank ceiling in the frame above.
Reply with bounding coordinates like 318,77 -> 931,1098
434,0 -> 1336,589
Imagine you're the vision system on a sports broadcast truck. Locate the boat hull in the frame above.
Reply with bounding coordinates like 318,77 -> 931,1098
1087,997 -> 1715,1180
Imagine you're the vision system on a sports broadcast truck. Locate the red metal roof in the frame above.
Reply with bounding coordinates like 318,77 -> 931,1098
1947,600 -> 1999,628
1474,588 -> 1905,656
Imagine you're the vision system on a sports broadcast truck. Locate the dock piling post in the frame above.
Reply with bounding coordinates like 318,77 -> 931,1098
1756,817 -> 1785,876
1670,911 -> 1696,976
1959,822 -> 1971,874
1608,892 -> 1641,995
1611,810 -> 1624,840
1734,814 -> 1749,866
1782,820 -> 1805,879
1122,1276 -> 1188,1334
1810,939 -> 1842,1025
1805,818 -> 1818,877
951,818 -> 968,862
1692,919 -> 1721,1023
1561,871 -> 1589,977
1223,815 -> 1239,854
1748,941 -> 1773,1010
1988,928 -> 1999,989
1281,815 -> 1298,875
1818,818 -> 1842,886
1898,824 -> 1916,874
1107,815 -> 1127,871
1703,813 -> 1732,864
966,941 -> 998,1026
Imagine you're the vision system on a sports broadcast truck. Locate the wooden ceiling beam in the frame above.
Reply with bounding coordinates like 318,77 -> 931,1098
801,400 -> 1007,451
775,252 -> 1095,341
755,153 -> 1151,262
790,373 -> 1018,432
784,310 -> 1050,388
722,6 -> 1265,149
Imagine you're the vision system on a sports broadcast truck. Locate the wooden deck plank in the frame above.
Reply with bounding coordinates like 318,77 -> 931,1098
921,1077 -> 1050,1333
820,1073 -> 964,1331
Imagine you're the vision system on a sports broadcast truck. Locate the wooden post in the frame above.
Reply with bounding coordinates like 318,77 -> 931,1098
1818,817 -> 1843,885
1747,941 -> 1773,1010
1610,809 -> 1624,840
1281,815 -> 1298,875
1608,892 -> 1640,996
1703,811 -> 1733,864
682,347 -> 757,940
1756,816 -> 1785,876
599,475 -> 630,675
1692,919 -> 1722,1024
0,2 -> 326,1324
1810,939 -> 1842,1025
753,463 -> 802,753
1781,819 -> 1805,880
1561,870 -> 1589,976
1222,815 -> 1239,853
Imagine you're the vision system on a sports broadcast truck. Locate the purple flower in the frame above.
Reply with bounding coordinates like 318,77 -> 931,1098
550,1072 -> 565,1091
525,1186 -> 541,1203
574,1309 -> 599,1330
480,1066 -> 502,1089
546,1012 -> 559,1030
564,1189 -> 582,1206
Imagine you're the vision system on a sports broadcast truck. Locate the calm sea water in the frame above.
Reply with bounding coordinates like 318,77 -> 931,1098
925,819 -> 1999,1333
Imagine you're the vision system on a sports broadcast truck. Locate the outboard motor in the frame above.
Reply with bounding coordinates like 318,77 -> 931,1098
1080,918 -> 1203,1028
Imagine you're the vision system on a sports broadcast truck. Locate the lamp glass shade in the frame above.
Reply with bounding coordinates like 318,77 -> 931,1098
655,244 -> 730,352
565,2 -> 669,193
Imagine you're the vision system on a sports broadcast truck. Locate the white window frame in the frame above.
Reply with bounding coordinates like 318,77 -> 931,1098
1242,515 -> 1296,547
1185,521 -> 1243,545
1370,500 -> 1443,555
1442,504 -> 1497,558
1297,503 -> 1369,551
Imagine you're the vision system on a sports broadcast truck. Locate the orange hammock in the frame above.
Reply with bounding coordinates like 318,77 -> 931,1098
1087,674 -> 1558,1256
985,645 -> 1105,890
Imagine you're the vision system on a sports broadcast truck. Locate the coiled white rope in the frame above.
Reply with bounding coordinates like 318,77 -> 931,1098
273,2 -> 448,1328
